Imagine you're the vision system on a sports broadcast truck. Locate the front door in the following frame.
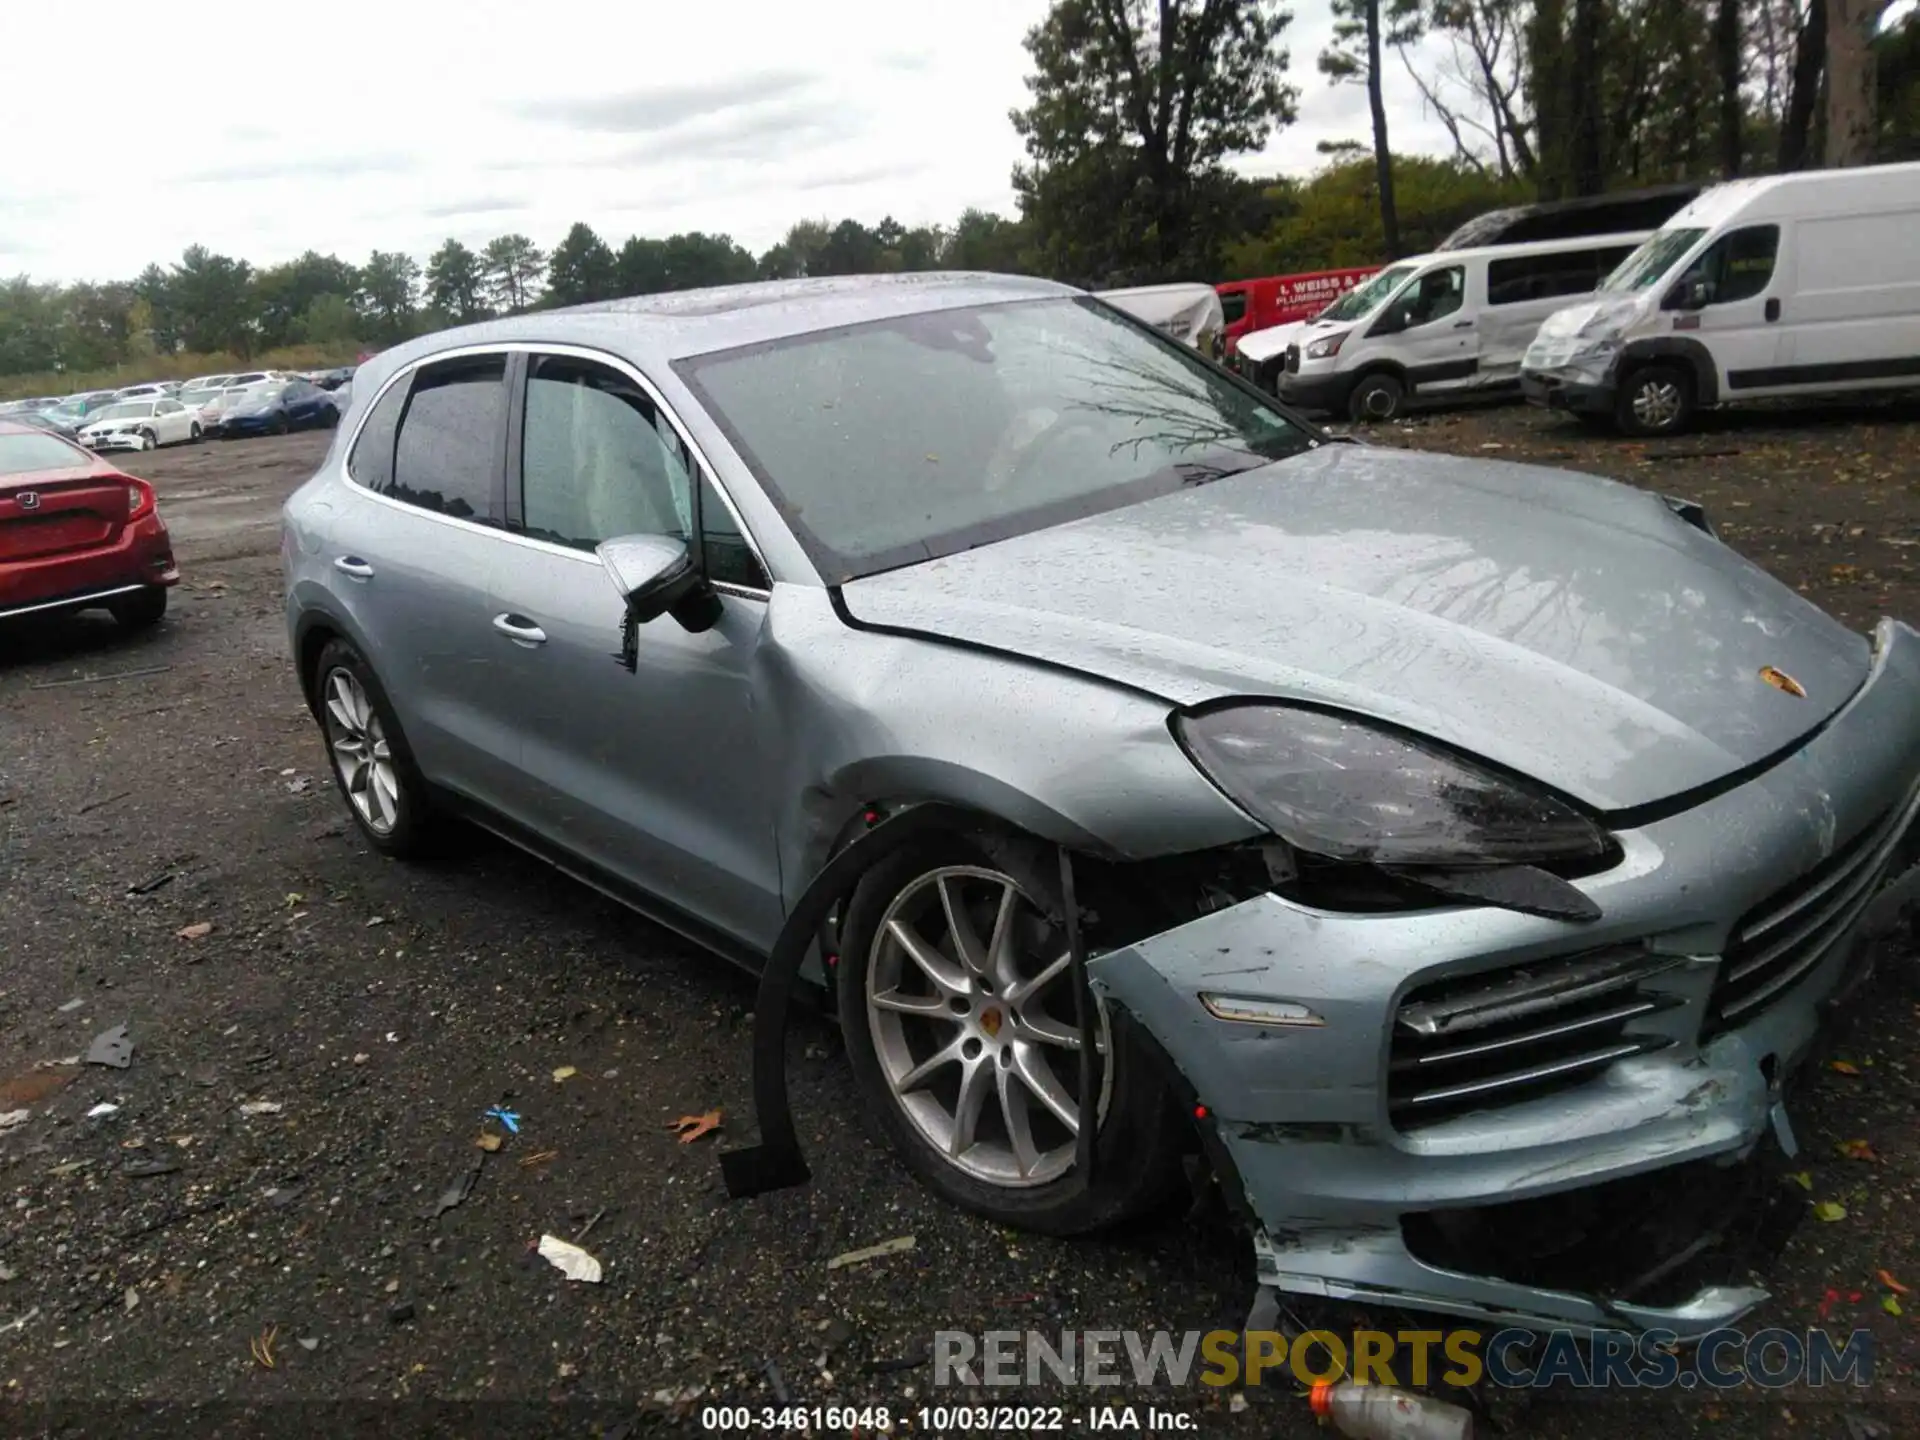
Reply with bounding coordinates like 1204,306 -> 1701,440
1663,223 -> 1787,395
485,349 -> 784,951
1373,263 -> 1480,395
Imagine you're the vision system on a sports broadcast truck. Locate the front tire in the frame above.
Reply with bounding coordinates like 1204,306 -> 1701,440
312,638 -> 438,857
272,414 -> 290,436
108,585 -> 167,630
835,835 -> 1186,1236
137,428 -> 157,451
1615,363 -> 1695,437
1346,371 -> 1405,423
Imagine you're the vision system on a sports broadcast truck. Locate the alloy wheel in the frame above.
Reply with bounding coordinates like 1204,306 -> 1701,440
1631,377 -> 1683,431
321,666 -> 400,835
865,865 -> 1109,1188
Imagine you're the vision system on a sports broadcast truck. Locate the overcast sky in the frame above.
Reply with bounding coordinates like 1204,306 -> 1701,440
0,0 -> 1463,285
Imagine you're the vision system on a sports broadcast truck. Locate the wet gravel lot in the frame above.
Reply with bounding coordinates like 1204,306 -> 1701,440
1,404 -> 1917,1437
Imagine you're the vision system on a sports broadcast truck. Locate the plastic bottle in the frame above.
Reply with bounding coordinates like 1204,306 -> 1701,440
1308,1380 -> 1477,1440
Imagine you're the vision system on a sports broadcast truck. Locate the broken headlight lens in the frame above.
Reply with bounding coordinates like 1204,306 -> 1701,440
1174,704 -> 1612,866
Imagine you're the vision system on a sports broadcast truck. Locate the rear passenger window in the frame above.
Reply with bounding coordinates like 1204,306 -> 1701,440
390,356 -> 507,524
1486,247 -> 1636,306
348,377 -> 407,494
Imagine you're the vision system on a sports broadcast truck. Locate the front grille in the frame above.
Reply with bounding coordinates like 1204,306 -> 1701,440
1390,948 -> 1683,1123
1284,344 -> 1301,374
1707,779 -> 1920,1031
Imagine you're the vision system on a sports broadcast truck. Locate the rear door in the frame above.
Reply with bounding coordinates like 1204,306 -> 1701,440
1769,207 -> 1920,395
322,353 -> 524,811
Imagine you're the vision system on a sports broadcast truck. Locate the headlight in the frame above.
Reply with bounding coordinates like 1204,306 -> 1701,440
1304,332 -> 1347,360
1174,704 -> 1612,866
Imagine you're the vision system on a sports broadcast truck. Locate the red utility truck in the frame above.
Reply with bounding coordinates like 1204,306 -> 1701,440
1216,268 -> 1380,356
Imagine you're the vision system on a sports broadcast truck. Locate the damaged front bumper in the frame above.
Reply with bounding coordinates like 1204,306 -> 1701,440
1092,618 -> 1920,1338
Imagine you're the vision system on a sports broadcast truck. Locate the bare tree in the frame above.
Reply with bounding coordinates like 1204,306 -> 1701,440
1718,0 -> 1747,173
1395,0 -> 1536,179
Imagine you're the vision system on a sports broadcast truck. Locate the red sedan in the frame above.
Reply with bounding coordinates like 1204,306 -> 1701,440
0,421 -> 179,629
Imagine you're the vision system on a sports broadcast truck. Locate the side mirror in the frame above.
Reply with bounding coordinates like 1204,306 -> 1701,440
595,534 -> 721,659
1370,305 -> 1411,337
1666,277 -> 1713,311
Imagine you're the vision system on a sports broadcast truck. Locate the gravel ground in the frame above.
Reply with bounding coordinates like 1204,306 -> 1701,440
1,403 -> 1916,1438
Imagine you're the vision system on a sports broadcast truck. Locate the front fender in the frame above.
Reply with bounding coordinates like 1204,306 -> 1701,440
1621,335 -> 1721,406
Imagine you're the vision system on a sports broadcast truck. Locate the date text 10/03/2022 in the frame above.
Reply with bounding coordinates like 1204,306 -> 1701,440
699,1406 -> 1199,1432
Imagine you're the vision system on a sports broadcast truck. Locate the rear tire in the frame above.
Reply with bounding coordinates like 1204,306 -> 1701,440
1615,363 -> 1695,437
835,834 -> 1187,1236
1346,371 -> 1406,423
311,638 -> 440,858
108,585 -> 167,630
189,422 -> 202,442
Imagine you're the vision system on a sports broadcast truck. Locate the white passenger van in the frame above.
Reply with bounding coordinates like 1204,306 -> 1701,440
1234,232 -> 1648,421
1522,161 -> 1920,435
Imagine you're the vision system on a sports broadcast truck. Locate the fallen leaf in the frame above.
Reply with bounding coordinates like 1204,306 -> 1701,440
1814,1201 -> 1848,1222
1789,1170 -> 1814,1190
1880,1269 -> 1910,1295
475,1132 -> 503,1153
669,1109 -> 723,1144
552,1066 -> 577,1084
284,893 -> 303,908
827,1235 -> 917,1270
1884,1294 -> 1904,1317
1829,1059 -> 1861,1075
177,922 -> 213,940
237,1101 -> 283,1117
537,1234 -> 602,1283
1839,1139 -> 1879,1162
517,1149 -> 559,1168
250,1324 -> 279,1369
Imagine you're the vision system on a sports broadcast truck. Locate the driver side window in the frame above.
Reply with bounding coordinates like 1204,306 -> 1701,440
1401,266 -> 1466,327
520,355 -> 692,553
1671,225 -> 1779,307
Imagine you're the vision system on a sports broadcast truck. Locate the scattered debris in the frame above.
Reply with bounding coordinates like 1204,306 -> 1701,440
537,1234 -> 603,1283
250,1325 -> 279,1368
1788,1170 -> 1813,1190
297,1337 -> 319,1352
388,1303 -> 415,1325
827,1236 -> 916,1270
576,1207 -> 606,1240
365,916 -> 386,928
0,1263 -> 14,1282
123,1157 -> 181,1179
428,1158 -> 484,1219
1844,1413 -> 1892,1440
126,871 -> 176,896
286,778 -> 311,795
474,1132 -> 503,1153
86,1103 -> 120,1119
0,1110 -> 28,1133
1839,1138 -> 1879,1161
177,922 -> 213,941
120,1197 -> 223,1240
669,1109 -> 723,1144
867,1344 -> 931,1374
30,665 -> 173,690
86,1024 -> 134,1069
263,1186 -> 304,1208
1880,1269 -> 1910,1295
483,1107 -> 520,1134
552,1066 -> 577,1084
1885,1294 -> 1905,1317
1813,1201 -> 1849,1222
57,999 -> 84,1014
1229,1392 -> 1250,1414
1829,1059 -> 1862,1075
124,1287 -> 138,1312
76,791 -> 132,816
237,1101 -> 284,1117
517,1149 -> 559,1169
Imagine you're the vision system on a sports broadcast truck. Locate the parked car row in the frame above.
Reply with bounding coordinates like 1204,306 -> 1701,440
1227,160 -> 1920,436
0,367 -> 351,449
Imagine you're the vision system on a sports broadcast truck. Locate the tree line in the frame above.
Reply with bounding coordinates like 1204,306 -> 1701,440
2,0 -> 1914,383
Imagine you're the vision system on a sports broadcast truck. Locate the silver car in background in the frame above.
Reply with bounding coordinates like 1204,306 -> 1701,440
282,274 -> 1920,1337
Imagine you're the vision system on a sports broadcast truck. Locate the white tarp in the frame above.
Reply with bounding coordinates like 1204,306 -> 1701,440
1096,283 -> 1226,352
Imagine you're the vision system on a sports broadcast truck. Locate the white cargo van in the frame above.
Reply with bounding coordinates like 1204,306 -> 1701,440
1522,161 -> 1920,435
1233,232 -> 1648,421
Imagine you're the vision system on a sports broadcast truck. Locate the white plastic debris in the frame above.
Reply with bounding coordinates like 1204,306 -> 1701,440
238,1101 -> 284,1117
0,1111 -> 28,1132
537,1234 -> 603,1284
826,1235 -> 916,1270
86,1103 -> 119,1118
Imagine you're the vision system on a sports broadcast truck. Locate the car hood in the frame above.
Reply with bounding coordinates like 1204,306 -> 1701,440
1235,321 -> 1306,364
838,444 -> 1871,812
1532,293 -> 1647,346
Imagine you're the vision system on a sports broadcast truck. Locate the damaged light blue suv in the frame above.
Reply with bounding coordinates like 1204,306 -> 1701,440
282,274 -> 1920,1337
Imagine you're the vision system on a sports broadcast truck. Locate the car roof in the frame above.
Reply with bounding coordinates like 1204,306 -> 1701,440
359,273 -> 1078,390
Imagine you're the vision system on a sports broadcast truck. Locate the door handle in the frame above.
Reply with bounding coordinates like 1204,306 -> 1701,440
492,612 -> 548,646
1452,319 -> 1474,328
333,556 -> 374,579
1765,298 -> 1781,322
